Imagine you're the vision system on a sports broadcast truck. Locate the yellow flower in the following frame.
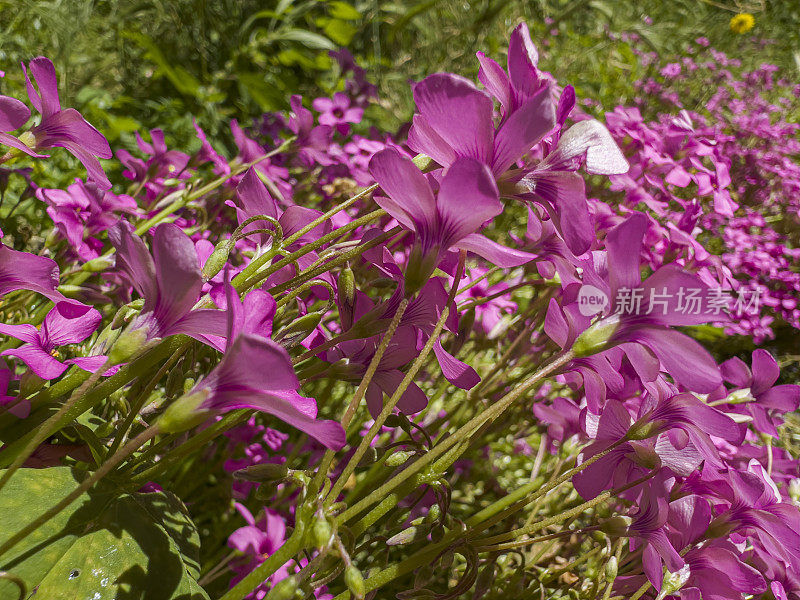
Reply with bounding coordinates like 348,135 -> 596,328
730,13 -> 755,34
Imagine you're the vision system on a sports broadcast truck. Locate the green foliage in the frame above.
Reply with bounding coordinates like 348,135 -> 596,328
0,467 -> 207,599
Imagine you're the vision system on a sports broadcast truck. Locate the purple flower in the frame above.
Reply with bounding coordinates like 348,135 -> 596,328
0,365 -> 27,418
561,212 -> 724,393
369,148 -> 534,291
179,329 -> 345,450
288,96 -> 333,167
407,72 -> 556,177
0,241 -> 89,318
36,178 -> 137,261
475,22 -> 553,117
515,118 -> 629,254
228,504 -> 291,593
718,349 -> 800,437
313,92 -> 363,133
108,221 -> 227,344
0,57 -> 112,189
0,305 -> 104,379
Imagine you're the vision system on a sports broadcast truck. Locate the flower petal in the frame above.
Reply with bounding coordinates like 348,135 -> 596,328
412,73 -> 495,164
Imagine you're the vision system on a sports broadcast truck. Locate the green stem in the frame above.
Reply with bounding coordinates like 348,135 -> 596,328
309,296 -> 410,496
337,350 -> 575,525
0,336 -> 182,470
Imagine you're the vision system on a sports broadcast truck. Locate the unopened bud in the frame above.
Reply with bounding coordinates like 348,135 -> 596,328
385,450 -> 414,468
604,556 -> 618,581
412,153 -> 435,172
82,256 -> 114,272
425,504 -> 441,523
202,239 -> 233,280
233,463 -> 288,482
156,389 -> 211,434
275,312 -> 322,348
337,266 -> 356,310
656,565 -> 691,600
311,516 -> 333,549
599,515 -> 632,537
386,526 -> 419,546
344,565 -> 365,599
789,478 -> 800,503
572,315 -> 621,358
107,326 -> 150,365
265,576 -> 299,600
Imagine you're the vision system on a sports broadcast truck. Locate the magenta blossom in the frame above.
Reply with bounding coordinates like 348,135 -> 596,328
407,72 -> 556,177
369,148 -> 534,292
0,305 -> 105,379
36,178 -> 137,261
169,283 -> 345,449
0,242 -> 90,318
0,57 -> 112,188
109,221 -> 227,344
313,92 -> 363,133
718,349 -> 800,437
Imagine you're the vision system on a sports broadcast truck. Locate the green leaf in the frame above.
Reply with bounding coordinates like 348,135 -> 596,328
320,18 -> 357,46
0,467 -> 208,600
329,1 -> 361,20
272,28 -> 336,50
238,72 -> 286,111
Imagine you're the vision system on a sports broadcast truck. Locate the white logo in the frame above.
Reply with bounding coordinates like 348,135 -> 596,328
578,285 -> 609,317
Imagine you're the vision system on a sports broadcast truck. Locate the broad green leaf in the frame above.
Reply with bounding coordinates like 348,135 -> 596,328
320,18 -> 357,46
329,1 -> 361,20
0,467 -> 208,600
272,28 -> 335,50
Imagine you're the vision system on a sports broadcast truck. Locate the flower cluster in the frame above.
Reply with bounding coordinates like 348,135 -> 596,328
0,25 -> 798,600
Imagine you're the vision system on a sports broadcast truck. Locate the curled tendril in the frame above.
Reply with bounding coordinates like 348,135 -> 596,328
275,279 -> 336,316
232,214 -> 283,246
0,571 -> 26,600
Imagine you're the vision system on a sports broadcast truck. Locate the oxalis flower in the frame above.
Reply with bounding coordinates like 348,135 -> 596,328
0,305 -> 106,380
0,57 -> 112,189
549,212 -> 725,393
157,284 -> 346,450
108,221 -> 227,346
368,147 -> 534,294
0,241 -> 91,318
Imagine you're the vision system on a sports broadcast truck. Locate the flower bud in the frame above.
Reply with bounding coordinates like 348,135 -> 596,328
265,576 -> 299,600
386,526 -> 419,546
789,478 -> 800,503
107,326 -> 150,365
598,515 -> 632,537
202,239 -> 233,280
425,504 -> 441,523
572,315 -> 621,358
337,266 -> 356,310
156,389 -> 211,434
412,153 -> 434,172
311,516 -> 334,550
604,556 -> 618,581
656,565 -> 691,600
233,463 -> 289,482
275,312 -> 323,348
82,256 -> 114,272
344,565 -> 366,600
385,450 -> 414,467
